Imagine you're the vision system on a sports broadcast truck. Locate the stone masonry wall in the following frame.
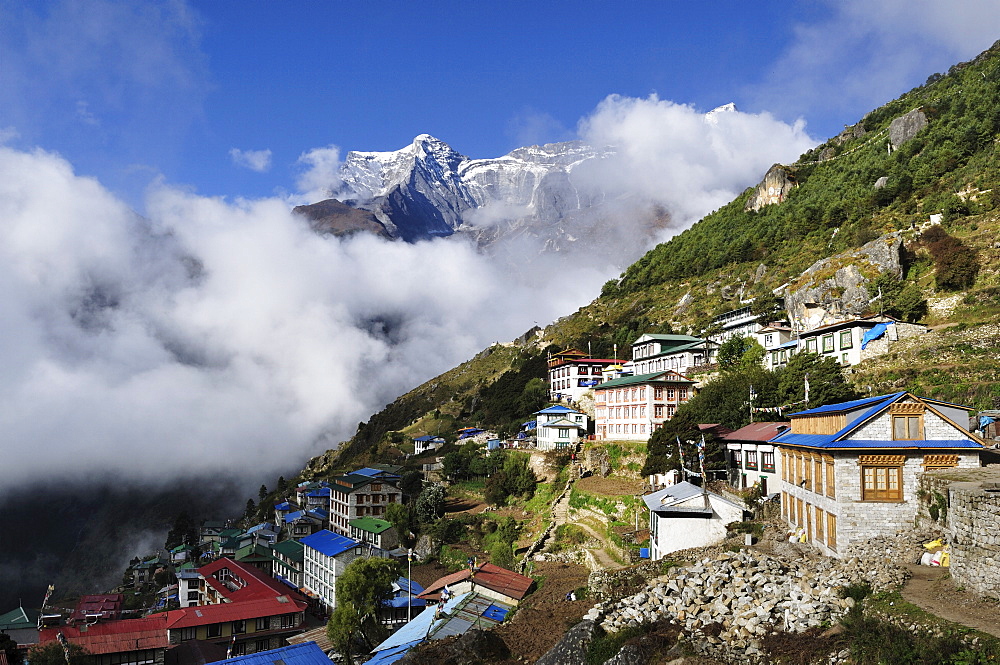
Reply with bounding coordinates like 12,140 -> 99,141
948,482 -> 1000,599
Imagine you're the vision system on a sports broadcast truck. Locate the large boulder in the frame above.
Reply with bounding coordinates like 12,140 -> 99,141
889,109 -> 928,150
783,233 -> 904,330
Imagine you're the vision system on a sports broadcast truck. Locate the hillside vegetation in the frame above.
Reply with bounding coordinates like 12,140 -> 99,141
311,40 -> 1000,472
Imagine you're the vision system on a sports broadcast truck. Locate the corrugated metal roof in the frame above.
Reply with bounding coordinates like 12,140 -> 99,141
417,564 -> 533,601
724,422 -> 790,442
166,596 -> 305,629
300,530 -> 358,558
595,370 -> 695,390
40,615 -> 170,655
213,641 -> 330,665
786,392 -> 904,417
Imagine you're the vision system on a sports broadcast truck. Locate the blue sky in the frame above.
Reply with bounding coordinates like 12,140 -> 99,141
3,0 -> 1000,209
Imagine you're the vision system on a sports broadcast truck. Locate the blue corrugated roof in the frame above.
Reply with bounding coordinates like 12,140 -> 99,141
353,467 -> 389,477
534,405 -> 577,414
786,392 -> 905,417
214,641 -> 330,665
775,437 -> 983,450
274,501 -> 292,511
300,530 -> 358,557
371,592 -> 471,653
362,641 -> 421,665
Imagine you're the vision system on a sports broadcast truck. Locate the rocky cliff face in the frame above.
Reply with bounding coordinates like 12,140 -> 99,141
744,164 -> 797,212
783,233 -> 904,330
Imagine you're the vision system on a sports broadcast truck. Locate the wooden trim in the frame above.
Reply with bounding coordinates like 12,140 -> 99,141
923,454 -> 959,468
857,454 -> 906,466
890,402 -> 925,415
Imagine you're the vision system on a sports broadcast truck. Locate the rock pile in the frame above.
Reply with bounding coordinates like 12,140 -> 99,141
587,548 -> 907,663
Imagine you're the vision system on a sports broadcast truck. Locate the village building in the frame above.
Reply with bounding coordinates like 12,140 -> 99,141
630,334 -> 718,375
708,305 -> 766,344
328,467 -> 403,536
594,371 -> 696,441
281,507 -> 327,540
363,591 -> 511,665
416,563 -> 534,606
723,422 -> 789,493
644,481 -> 748,560
300,530 -> 361,612
796,316 -> 926,367
771,392 -> 984,556
349,517 -> 399,555
271,540 -> 305,589
381,577 -> 426,630
210,641 -> 330,665
533,405 -> 588,451
412,435 -> 444,455
0,606 -> 39,655
546,349 -> 618,404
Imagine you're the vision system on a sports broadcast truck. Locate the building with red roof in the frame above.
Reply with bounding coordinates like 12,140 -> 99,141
416,563 -> 533,606
69,594 -> 123,624
722,421 -> 789,493
39,615 -> 171,665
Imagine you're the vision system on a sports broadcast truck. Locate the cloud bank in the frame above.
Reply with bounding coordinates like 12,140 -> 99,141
0,95 -> 818,496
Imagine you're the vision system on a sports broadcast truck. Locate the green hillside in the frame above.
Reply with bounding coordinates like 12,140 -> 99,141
309,39 -> 1000,473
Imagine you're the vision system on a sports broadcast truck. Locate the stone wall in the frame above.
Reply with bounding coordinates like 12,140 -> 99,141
918,467 -> 1000,600
948,486 -> 1000,598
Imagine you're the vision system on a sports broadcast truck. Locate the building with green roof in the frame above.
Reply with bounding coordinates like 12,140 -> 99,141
348,517 -> 398,553
595,370 -> 696,442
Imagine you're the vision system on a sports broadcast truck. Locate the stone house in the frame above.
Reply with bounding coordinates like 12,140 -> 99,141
771,392 -> 983,556
796,316 -> 925,367
327,467 -> 403,536
643,481 -> 747,560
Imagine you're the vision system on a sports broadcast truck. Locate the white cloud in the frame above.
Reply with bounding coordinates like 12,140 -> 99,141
229,147 -> 272,173
577,95 -> 816,226
294,145 -> 343,203
0,144 -> 609,496
751,0 -> 1000,133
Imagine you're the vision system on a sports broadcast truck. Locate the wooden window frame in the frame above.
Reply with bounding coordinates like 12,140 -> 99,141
824,456 -> 835,498
815,506 -> 825,544
892,415 -> 923,440
827,513 -> 837,550
860,463 -> 904,502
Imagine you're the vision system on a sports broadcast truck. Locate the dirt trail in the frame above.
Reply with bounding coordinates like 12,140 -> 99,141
901,563 -> 1000,638
542,460 -> 625,571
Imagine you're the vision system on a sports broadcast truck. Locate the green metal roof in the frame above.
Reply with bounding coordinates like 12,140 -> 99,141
348,517 -> 393,534
0,606 -> 37,630
272,540 -> 305,561
596,371 -> 696,389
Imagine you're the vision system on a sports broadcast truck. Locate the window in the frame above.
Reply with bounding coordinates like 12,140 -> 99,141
771,351 -> 779,366
761,451 -> 775,473
731,450 -> 742,468
822,334 -> 834,352
654,388 -> 663,400
815,507 -> 825,543
654,405 -> 663,418
559,429 -> 569,439
666,405 -> 675,418
666,388 -> 675,400
827,513 -> 837,549
187,591 -> 199,601
745,451 -> 758,470
841,353 -> 849,364
825,457 -> 835,498
805,338 -> 817,353
679,388 -> 688,399
765,333 -> 774,346
780,350 -> 787,362
207,624 -> 222,638
813,457 -> 823,491
893,415 -> 922,440
639,388 -> 646,399
254,639 -> 272,653
233,620 -> 246,634
180,628 -> 196,642
862,464 -> 903,501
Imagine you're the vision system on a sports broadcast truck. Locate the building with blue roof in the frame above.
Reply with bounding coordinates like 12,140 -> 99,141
362,591 -> 510,665
213,640 -> 330,665
300,530 -> 360,611
772,392 -> 984,557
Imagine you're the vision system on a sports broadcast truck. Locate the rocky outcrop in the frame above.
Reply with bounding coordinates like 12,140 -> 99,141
744,164 -> 796,212
292,198 -> 392,239
783,232 -> 904,330
889,109 -> 928,150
